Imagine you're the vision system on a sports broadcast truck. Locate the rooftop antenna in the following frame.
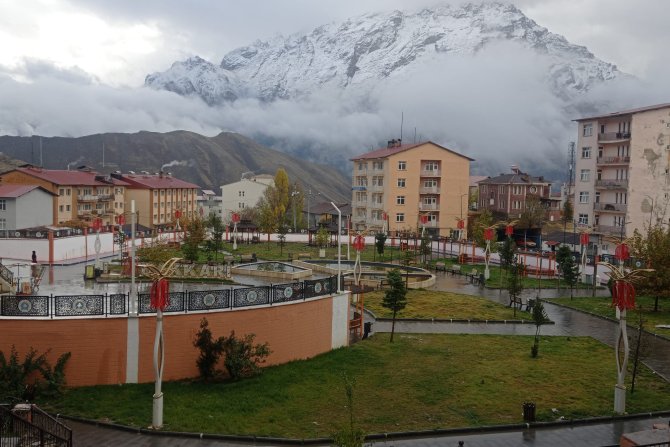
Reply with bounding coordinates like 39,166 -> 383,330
400,111 -> 404,142
414,127 -> 417,144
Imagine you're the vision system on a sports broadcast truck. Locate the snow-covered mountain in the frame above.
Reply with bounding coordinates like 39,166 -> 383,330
145,2 -> 621,105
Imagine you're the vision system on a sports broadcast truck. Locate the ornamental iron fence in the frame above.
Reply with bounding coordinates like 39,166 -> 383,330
0,275 -> 338,319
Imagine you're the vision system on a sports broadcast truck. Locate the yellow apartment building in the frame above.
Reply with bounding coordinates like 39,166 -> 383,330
0,166 -> 127,226
111,172 -> 199,230
350,140 -> 473,237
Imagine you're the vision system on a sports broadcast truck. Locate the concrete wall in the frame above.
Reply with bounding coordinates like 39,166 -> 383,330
15,189 -> 54,230
0,293 -> 349,387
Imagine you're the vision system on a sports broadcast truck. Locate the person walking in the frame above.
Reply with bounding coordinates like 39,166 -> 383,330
31,250 -> 37,263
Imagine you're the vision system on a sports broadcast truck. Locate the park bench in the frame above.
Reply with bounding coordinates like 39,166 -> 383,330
296,253 -> 311,260
449,265 -> 461,275
239,254 -> 256,263
434,262 -> 447,272
525,298 -> 536,312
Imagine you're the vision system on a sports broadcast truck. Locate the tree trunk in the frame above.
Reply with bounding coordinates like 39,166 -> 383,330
390,310 -> 397,343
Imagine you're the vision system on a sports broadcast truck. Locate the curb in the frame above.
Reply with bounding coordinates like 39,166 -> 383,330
57,409 -> 670,445
374,317 -> 555,325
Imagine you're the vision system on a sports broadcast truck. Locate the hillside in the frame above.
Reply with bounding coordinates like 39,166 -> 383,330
0,131 -> 350,201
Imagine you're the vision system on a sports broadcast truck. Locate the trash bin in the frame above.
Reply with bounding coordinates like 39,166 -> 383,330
363,322 -> 373,339
522,402 -> 536,422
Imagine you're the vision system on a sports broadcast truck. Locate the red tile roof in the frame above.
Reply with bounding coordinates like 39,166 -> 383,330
575,102 -> 670,121
120,174 -> 199,189
0,184 -> 55,198
351,141 -> 475,161
12,167 -> 129,186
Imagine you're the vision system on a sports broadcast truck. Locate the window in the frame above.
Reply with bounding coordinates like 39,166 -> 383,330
512,186 -> 523,195
0,199 -> 5,210
0,218 -> 5,230
424,161 -> 439,171
358,162 -> 367,171
59,188 -> 65,196
529,186 -> 537,194
372,176 -> 384,186
579,192 -> 589,203
372,210 -> 383,220
373,161 -> 384,170
423,179 -> 437,188
512,200 -> 521,209
578,213 -> 589,225
397,178 -> 406,188
583,123 -> 593,137
396,196 -> 405,205
356,209 -> 366,218
580,169 -> 590,182
356,176 -> 367,187
66,205 -> 70,211
581,147 -> 591,159
154,190 -> 158,196
396,213 -> 405,223
59,205 -> 64,212
397,161 -> 406,171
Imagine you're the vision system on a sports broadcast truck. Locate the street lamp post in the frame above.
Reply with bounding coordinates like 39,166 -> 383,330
330,202 -> 342,292
291,191 -> 299,232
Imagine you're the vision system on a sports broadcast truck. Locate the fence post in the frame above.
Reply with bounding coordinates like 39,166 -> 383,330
270,284 -> 273,305
50,294 -> 54,319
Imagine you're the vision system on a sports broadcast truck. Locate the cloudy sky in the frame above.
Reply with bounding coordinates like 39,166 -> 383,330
0,0 -> 668,176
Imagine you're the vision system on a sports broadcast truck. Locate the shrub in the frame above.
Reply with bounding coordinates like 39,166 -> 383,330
0,346 -> 71,402
193,318 -> 225,380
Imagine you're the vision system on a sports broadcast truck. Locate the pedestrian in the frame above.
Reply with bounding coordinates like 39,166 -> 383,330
31,251 -> 37,263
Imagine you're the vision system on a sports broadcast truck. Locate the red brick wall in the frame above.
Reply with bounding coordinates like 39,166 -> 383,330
0,297 -> 335,387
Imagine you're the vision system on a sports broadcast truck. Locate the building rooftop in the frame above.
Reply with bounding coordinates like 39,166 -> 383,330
116,173 -> 199,189
0,184 -> 55,198
351,140 -> 475,162
478,166 -> 549,185
575,102 -> 670,122
11,167 -> 130,186
470,175 -> 488,187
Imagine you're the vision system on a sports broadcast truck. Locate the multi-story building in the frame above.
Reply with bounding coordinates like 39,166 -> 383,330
197,189 -> 222,219
111,171 -> 199,230
477,166 -> 558,221
574,103 -> 670,240
0,166 -> 127,226
220,174 -> 274,223
350,140 -> 472,237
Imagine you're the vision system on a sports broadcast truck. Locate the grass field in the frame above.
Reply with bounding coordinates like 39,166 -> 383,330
363,289 -> 530,320
41,334 -> 670,438
549,295 -> 670,336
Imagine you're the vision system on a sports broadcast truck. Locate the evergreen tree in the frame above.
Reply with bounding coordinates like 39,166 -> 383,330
556,244 -> 579,298
382,269 -> 407,343
507,255 -> 524,317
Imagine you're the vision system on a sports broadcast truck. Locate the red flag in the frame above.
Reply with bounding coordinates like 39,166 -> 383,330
580,233 -> 589,246
505,225 -> 513,236
615,243 -> 629,261
484,228 -> 494,241
353,235 -> 365,251
150,278 -> 170,310
611,280 -> 635,311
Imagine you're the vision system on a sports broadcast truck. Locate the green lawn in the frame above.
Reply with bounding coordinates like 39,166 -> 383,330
428,258 -> 597,290
41,335 -> 670,438
549,296 -> 670,336
364,289 -> 531,320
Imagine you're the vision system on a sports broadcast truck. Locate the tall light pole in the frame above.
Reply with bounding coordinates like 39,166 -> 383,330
291,191 -> 299,231
330,202 -> 342,292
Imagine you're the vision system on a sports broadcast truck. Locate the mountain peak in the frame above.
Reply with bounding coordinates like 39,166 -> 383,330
145,2 -> 621,104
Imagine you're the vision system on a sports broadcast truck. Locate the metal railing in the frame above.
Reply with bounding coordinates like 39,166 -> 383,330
595,179 -> 628,189
596,156 -> 630,165
598,131 -> 631,141
419,186 -> 440,194
594,202 -> 627,213
0,276 -> 337,318
420,169 -> 441,177
0,404 -> 72,447
0,262 -> 14,285
419,203 -> 439,211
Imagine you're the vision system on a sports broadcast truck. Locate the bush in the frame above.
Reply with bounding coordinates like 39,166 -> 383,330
0,346 -> 71,402
193,318 -> 271,381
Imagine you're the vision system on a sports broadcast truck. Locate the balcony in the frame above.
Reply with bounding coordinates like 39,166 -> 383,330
594,202 -> 627,213
598,131 -> 631,142
596,156 -> 630,166
370,202 -> 384,210
595,179 -> 628,190
421,220 -> 439,228
352,200 -> 368,208
420,169 -> 441,177
352,185 -> 367,192
419,203 -> 440,211
78,194 -> 98,202
368,184 -> 384,192
419,186 -> 440,194
595,224 -> 626,236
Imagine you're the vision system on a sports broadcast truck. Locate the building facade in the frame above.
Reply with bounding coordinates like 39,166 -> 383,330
477,166 -> 557,221
111,172 -> 199,230
350,140 -> 472,237
573,103 -> 670,240
0,185 -> 55,231
220,175 -> 274,223
0,167 -> 127,226
197,190 -> 222,219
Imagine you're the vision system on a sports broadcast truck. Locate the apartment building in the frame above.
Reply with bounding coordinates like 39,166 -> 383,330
220,174 -> 274,223
574,103 -> 670,240
350,140 -> 472,237
0,166 -> 127,226
477,166 -> 559,222
0,184 -> 55,231
111,171 -> 199,230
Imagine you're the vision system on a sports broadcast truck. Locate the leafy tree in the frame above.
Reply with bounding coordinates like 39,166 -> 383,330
255,168 -> 291,241
205,212 -> 224,261
383,269 -> 407,342
182,215 -> 206,261
472,210 -> 497,250
518,195 -> 546,229
315,226 -> 330,249
222,331 -> 271,380
420,233 -> 431,265
0,346 -> 70,401
556,244 -> 579,298
137,240 -> 180,264
562,200 -> 574,224
507,256 -> 524,318
631,225 -> 670,311
374,233 -> 387,261
499,237 -> 516,272
530,300 -> 549,358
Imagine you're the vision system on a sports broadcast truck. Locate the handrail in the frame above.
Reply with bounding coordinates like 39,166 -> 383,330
0,404 -> 72,447
0,261 -> 14,284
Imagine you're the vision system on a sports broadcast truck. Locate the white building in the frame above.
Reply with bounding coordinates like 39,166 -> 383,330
220,174 -> 274,223
196,189 -> 222,220
0,184 -> 55,232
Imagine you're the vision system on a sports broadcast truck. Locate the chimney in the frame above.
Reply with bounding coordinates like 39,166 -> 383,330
387,139 -> 395,148
510,165 -> 520,174
159,171 -> 164,179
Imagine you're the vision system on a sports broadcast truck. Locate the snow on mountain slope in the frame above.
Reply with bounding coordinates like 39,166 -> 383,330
145,2 -> 621,104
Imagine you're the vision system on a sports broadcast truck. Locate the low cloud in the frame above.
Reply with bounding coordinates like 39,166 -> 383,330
0,39 -> 667,183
